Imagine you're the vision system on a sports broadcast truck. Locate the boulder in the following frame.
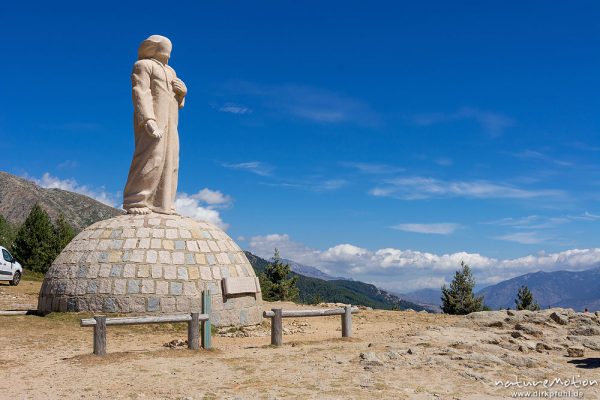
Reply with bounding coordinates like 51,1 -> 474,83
515,323 -> 544,338
549,311 -> 568,325
567,347 -> 585,358
569,326 -> 600,336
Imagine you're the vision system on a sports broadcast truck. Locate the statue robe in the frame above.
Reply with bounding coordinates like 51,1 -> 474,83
123,58 -> 184,214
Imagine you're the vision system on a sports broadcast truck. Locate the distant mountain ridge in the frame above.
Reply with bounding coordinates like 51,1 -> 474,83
396,288 -> 443,312
0,171 -> 123,231
282,258 -> 346,281
245,251 -> 426,311
477,267 -> 600,311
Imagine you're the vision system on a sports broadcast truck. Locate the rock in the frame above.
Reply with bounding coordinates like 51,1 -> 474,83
567,336 -> 600,351
535,343 -> 553,352
549,311 -> 568,325
485,321 -> 504,328
511,331 -> 527,339
407,348 -> 413,355
359,352 -> 384,366
567,347 -> 585,358
518,345 -> 528,353
515,323 -> 543,338
459,371 -> 485,381
384,351 -> 400,360
569,326 -> 600,336
163,339 -> 187,349
507,310 -> 516,316
467,310 -> 507,320
501,353 -> 538,368
466,353 -> 504,366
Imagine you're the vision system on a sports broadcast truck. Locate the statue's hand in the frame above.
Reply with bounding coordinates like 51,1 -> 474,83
172,78 -> 187,96
145,119 -> 163,139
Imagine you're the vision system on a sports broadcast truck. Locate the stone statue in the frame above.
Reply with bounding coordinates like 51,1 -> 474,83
123,35 -> 187,215
38,34 -> 264,323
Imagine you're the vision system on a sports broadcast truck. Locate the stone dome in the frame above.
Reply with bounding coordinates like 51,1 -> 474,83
37,213 -> 263,326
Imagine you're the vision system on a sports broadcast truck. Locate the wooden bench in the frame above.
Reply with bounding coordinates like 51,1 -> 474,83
263,305 -> 359,346
80,290 -> 212,356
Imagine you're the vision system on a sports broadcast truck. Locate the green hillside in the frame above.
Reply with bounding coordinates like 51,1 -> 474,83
245,251 -> 426,311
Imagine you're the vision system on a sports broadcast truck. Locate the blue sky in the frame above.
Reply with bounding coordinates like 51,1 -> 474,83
2,1 -> 600,292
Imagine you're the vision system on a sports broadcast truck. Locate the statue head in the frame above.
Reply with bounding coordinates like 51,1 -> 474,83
138,35 -> 172,64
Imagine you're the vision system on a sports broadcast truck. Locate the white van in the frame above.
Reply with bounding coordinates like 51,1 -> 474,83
0,246 -> 22,286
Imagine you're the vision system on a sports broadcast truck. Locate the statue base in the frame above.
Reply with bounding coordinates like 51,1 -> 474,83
38,213 -> 263,327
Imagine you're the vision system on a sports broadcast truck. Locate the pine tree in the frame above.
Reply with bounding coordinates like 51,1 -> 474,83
262,248 -> 299,302
0,215 -> 17,251
441,261 -> 484,315
515,285 -> 540,311
12,205 -> 57,273
53,214 -> 76,254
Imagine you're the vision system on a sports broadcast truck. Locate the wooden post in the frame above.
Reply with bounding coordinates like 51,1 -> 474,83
341,305 -> 352,338
271,308 -> 283,346
201,290 -> 212,349
93,315 -> 107,356
188,312 -> 200,350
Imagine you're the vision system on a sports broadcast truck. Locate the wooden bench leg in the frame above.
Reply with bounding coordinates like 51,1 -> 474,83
271,308 -> 283,346
188,313 -> 200,350
93,316 -> 107,356
342,305 -> 352,338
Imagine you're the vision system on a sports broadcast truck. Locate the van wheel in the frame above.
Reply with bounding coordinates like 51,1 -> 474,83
10,271 -> 21,286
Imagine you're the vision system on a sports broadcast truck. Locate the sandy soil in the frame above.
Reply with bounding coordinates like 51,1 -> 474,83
1,281 -> 599,399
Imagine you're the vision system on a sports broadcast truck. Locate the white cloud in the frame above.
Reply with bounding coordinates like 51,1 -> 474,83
410,107 -> 514,137
30,172 -> 118,207
315,179 -> 347,191
248,234 -> 319,262
219,103 -> 252,115
340,162 -> 405,175
191,188 -> 232,208
391,223 -> 461,235
487,215 -> 569,230
224,81 -> 380,126
222,161 -> 273,177
175,192 -> 229,229
495,231 -> 548,245
260,177 -> 347,192
570,211 -> 600,221
246,233 -> 600,292
370,176 -> 565,200
513,149 -> 573,167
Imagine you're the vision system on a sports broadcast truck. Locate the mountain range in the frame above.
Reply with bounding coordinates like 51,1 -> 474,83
0,171 -> 122,231
477,267 -> 600,311
245,251 -> 426,311
395,268 -> 600,312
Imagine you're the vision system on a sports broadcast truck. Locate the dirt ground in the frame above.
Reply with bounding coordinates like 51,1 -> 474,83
1,281 -> 599,399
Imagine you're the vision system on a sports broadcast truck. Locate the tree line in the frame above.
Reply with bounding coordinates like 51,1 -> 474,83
0,204 -> 75,273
